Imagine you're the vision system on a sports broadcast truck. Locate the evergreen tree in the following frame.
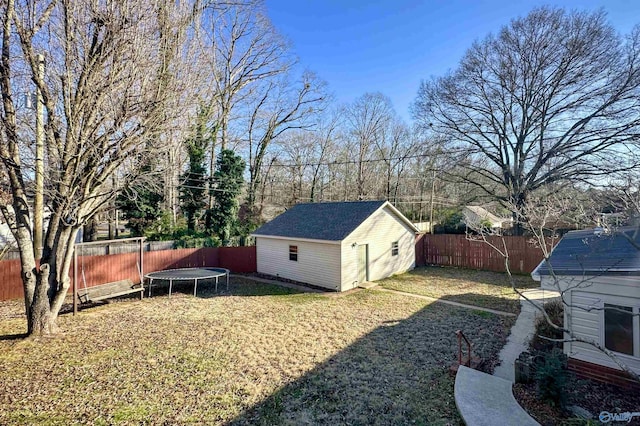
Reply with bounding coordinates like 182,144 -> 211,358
117,163 -> 165,237
180,112 -> 209,232
210,149 -> 245,245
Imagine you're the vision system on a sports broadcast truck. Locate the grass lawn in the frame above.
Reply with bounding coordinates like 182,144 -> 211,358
0,278 -> 514,425
379,266 -> 540,314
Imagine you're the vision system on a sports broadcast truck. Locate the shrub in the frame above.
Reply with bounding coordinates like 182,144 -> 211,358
530,299 -> 564,352
144,211 -> 179,241
534,348 -> 568,408
433,209 -> 466,234
173,233 -> 221,248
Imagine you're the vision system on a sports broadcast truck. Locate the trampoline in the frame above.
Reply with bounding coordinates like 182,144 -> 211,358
145,267 -> 230,297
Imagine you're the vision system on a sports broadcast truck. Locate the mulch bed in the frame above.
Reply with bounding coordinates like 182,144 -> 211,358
516,300 -> 640,425
514,373 -> 640,425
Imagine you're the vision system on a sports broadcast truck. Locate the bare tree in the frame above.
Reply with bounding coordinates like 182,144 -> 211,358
0,0 -> 196,335
373,119 -> 416,203
243,71 -> 326,217
277,109 -> 341,205
345,92 -> 395,200
193,0 -> 293,217
308,110 -> 341,202
602,171 -> 640,226
413,7 -> 640,234
278,131 -> 312,205
204,0 -> 293,151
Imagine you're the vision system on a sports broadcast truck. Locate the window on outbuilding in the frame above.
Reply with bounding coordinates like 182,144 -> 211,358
391,241 -> 399,256
604,303 -> 634,356
289,245 -> 298,261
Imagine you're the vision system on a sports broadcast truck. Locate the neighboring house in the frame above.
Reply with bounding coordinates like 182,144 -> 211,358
0,220 -> 14,248
531,227 -> 640,389
252,200 -> 418,292
0,207 -> 53,250
413,221 -> 432,233
462,205 -> 512,230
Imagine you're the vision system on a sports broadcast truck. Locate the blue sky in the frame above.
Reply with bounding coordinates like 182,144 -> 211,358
265,0 -> 640,122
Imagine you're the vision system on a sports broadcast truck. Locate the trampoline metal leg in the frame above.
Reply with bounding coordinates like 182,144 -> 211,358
194,278 -> 198,297
169,279 -> 173,297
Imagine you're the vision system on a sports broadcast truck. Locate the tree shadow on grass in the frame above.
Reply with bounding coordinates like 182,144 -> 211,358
147,276 -> 308,299
408,266 -> 537,288
437,292 -> 523,315
227,299 -> 514,426
0,332 -> 28,341
53,277 -> 310,318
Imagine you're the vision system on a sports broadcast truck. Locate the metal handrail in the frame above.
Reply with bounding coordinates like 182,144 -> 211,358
455,330 -> 472,367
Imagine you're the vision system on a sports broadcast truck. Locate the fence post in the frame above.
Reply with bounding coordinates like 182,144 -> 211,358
73,248 -> 77,316
140,238 -> 144,281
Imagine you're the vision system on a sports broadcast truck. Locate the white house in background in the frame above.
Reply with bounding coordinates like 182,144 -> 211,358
0,221 -> 14,247
462,205 -> 512,230
0,207 -> 53,249
531,227 -> 640,388
251,200 -> 419,292
413,221 -> 432,233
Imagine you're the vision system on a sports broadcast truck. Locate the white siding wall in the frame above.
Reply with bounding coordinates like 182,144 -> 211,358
561,277 -> 640,375
341,206 -> 415,291
255,237 -> 342,291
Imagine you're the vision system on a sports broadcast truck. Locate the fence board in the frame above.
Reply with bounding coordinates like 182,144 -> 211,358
0,246 -> 256,301
415,234 -> 550,274
0,259 -> 24,301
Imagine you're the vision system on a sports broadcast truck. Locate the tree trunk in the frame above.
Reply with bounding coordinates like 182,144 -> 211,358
28,264 -> 57,335
511,192 -> 528,236
357,149 -> 365,201
207,126 -> 218,223
84,218 -> 99,242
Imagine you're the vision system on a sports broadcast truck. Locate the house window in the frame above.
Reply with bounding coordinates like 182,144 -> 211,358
391,241 -> 399,256
604,304 -> 634,356
289,245 -> 298,262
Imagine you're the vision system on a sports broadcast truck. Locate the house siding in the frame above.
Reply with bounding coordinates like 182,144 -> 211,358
341,205 -> 415,291
255,237 -> 342,291
563,281 -> 640,376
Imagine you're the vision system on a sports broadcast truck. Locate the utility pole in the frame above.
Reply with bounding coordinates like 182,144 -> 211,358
33,54 -> 45,259
429,170 -> 436,234
108,174 -> 116,240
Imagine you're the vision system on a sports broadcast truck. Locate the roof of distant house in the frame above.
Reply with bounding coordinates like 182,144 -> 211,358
463,205 -> 510,225
252,200 -> 417,241
534,227 -> 640,276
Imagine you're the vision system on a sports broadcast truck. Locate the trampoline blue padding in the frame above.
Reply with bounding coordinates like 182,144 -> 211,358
144,267 -> 230,297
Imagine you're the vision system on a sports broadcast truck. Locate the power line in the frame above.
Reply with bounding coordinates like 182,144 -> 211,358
170,150 -> 463,179
266,152 -> 437,168
178,184 -> 240,194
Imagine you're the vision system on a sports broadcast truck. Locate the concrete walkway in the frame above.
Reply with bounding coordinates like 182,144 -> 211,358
492,289 -> 560,381
375,288 -> 516,317
455,365 -> 540,426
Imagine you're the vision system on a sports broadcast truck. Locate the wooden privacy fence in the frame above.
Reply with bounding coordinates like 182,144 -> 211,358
415,234 -> 551,274
0,246 -> 257,301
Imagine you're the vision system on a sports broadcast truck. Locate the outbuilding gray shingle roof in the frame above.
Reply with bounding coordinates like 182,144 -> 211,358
252,200 -> 388,241
536,227 -> 640,276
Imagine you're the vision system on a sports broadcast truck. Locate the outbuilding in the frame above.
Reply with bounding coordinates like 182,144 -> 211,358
532,227 -> 640,388
252,200 -> 418,292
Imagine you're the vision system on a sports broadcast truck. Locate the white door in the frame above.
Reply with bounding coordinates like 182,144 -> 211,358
357,244 -> 369,284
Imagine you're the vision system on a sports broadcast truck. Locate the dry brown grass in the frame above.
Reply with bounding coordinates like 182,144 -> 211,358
379,266 -> 540,314
0,278 -> 514,425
